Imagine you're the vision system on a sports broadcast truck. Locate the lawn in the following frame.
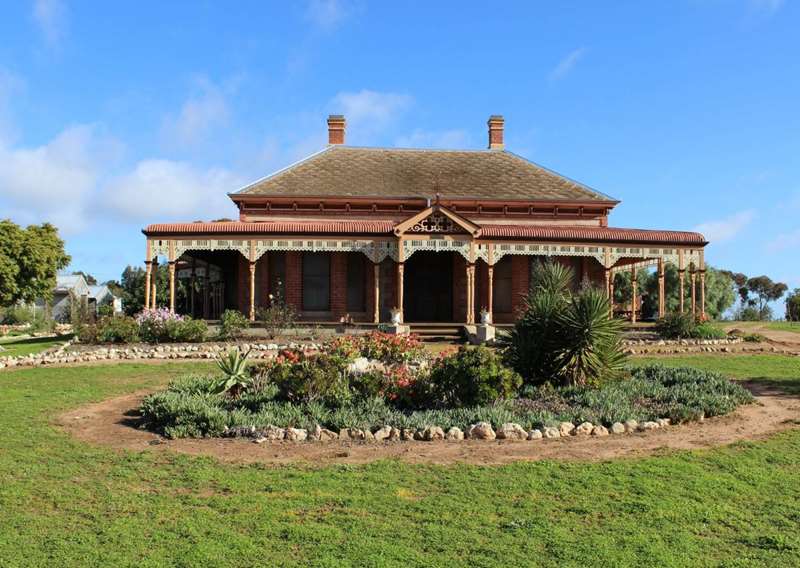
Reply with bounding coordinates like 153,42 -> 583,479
0,356 -> 799,566
0,334 -> 70,358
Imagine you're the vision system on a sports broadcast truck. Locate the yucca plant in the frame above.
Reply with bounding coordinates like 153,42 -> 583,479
555,287 -> 626,387
213,348 -> 253,398
503,260 -> 626,388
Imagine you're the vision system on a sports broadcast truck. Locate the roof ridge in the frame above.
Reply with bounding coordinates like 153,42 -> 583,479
232,146 -> 333,195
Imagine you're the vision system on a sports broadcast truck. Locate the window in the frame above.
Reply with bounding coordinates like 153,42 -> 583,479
493,256 -> 513,313
346,253 -> 366,312
302,253 -> 330,311
268,252 -> 286,302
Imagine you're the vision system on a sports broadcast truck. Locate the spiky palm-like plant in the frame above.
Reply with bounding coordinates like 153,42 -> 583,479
555,287 -> 626,387
213,348 -> 253,398
503,260 -> 626,388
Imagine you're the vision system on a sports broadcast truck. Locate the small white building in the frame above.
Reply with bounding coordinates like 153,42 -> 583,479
42,275 -> 123,322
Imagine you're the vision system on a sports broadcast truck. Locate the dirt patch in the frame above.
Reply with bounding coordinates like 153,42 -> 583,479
56,383 -> 800,466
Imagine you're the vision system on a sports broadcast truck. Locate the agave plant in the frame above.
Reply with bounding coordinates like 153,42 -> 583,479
213,348 -> 253,398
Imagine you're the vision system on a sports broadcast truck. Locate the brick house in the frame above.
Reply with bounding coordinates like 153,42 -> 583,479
142,115 -> 708,330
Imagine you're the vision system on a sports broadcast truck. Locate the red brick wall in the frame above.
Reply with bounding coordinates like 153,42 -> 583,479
510,255 -> 530,318
475,261 -> 488,317
285,252 -> 302,311
331,252 -> 347,319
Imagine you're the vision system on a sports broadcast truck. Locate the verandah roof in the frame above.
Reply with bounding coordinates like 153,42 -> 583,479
143,220 -> 706,246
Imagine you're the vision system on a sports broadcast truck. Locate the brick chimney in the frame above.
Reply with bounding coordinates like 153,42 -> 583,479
327,115 -> 346,145
487,115 -> 504,150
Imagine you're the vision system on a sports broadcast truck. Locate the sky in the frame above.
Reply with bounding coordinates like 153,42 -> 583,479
0,0 -> 798,296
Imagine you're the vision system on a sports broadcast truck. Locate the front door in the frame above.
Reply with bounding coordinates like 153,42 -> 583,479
404,251 -> 453,322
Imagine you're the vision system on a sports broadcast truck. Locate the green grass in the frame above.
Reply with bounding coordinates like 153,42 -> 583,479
0,334 -> 70,357
0,356 -> 799,566
763,321 -> 800,334
634,354 -> 800,393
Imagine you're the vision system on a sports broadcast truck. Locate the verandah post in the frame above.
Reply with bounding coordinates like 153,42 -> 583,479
657,258 -> 666,318
144,260 -> 152,311
630,265 -> 637,323
373,262 -> 380,324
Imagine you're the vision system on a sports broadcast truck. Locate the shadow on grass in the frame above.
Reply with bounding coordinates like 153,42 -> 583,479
0,334 -> 70,347
740,378 -> 800,397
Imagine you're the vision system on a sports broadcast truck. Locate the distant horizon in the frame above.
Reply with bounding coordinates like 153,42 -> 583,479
1,1 -> 797,302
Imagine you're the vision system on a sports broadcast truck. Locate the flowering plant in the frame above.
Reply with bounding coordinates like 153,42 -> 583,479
136,308 -> 184,343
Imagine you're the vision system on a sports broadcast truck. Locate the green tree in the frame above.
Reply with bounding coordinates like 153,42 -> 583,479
638,264 -> 735,320
786,288 -> 800,321
0,220 -> 70,305
746,276 -> 788,315
113,265 -> 169,315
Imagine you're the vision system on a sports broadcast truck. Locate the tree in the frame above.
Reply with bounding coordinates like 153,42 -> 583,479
114,265 -> 179,315
746,276 -> 788,314
786,289 -> 800,322
0,220 -> 70,305
632,264 -> 735,320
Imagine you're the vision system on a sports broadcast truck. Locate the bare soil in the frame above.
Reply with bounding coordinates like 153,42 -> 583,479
56,382 -> 800,466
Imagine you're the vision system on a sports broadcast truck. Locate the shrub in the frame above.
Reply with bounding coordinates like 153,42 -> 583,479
693,322 -> 727,340
218,309 -> 249,340
256,350 -> 356,407
503,261 -> 625,388
165,317 -> 208,343
95,315 -> 139,343
136,308 -> 184,343
97,304 -> 114,318
655,312 -> 697,339
426,346 -> 522,407
0,305 -> 35,325
257,286 -> 297,339
140,364 -> 753,438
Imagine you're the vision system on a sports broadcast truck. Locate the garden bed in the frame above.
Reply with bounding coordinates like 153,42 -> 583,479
139,363 -> 754,441
59,378 -> 791,466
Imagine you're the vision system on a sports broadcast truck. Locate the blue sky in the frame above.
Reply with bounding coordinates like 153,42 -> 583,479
0,0 -> 798,293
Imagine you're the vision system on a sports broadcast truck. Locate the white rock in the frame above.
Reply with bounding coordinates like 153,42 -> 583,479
422,426 -> 445,441
467,422 -> 496,440
445,427 -> 464,440
574,422 -> 594,436
591,425 -> 609,436
401,428 -> 417,441
610,422 -> 626,435
639,421 -> 660,431
527,429 -> 543,440
373,425 -> 393,441
623,420 -> 639,433
387,427 -> 402,441
543,427 -> 560,439
496,423 -> 527,440
284,428 -> 307,441
559,422 -> 575,437
656,418 -> 671,428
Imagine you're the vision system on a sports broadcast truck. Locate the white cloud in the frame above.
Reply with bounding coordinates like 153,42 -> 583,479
548,47 -> 587,82
329,90 -> 412,139
694,210 -> 755,243
160,78 -> 231,148
102,159 -> 242,222
32,0 -> 67,48
0,125 -> 117,233
767,229 -> 800,253
306,0 -> 347,30
395,129 -> 470,149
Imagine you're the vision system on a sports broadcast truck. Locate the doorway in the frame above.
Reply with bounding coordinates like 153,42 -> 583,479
404,251 -> 453,322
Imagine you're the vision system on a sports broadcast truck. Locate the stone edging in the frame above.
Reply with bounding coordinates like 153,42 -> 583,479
622,338 -> 743,346
0,341 -> 312,370
223,418 -> 679,444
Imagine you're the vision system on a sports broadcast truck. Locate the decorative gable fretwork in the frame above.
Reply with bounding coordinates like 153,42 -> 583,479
401,237 -> 472,262
408,213 -> 465,234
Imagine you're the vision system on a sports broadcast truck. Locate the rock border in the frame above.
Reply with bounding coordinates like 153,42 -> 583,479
225,418 -> 685,444
0,341 -> 316,370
